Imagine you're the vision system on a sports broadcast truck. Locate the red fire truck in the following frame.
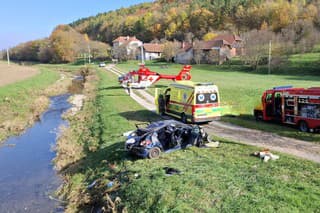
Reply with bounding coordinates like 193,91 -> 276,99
254,86 -> 320,132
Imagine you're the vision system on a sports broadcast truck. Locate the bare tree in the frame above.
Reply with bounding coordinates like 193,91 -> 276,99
241,29 -> 274,70
193,40 -> 204,64
112,45 -> 128,61
207,50 -> 220,64
162,40 -> 180,62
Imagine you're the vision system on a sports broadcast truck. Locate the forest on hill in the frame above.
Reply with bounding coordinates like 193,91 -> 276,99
2,0 -> 320,64
72,0 -> 320,43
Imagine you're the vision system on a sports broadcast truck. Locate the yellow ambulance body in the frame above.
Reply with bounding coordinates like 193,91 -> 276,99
155,81 -> 221,123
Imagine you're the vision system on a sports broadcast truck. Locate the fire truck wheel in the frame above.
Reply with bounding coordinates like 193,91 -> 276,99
181,113 -> 187,123
254,110 -> 263,121
148,147 -> 161,159
298,120 -> 309,132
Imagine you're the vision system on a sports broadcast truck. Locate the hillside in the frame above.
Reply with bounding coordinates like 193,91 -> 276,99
71,0 -> 320,44
4,0 -> 320,65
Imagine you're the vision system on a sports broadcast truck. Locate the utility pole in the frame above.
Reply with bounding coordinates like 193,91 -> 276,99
268,40 -> 272,75
88,44 -> 91,64
6,48 -> 10,66
140,45 -> 145,65
84,34 -> 91,64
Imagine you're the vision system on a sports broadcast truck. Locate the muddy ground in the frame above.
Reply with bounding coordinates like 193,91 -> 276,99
0,61 -> 39,87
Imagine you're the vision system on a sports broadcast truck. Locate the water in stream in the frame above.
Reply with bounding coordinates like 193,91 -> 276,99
0,94 -> 71,212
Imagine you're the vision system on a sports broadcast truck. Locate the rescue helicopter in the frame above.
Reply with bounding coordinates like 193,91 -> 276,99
118,65 -> 192,89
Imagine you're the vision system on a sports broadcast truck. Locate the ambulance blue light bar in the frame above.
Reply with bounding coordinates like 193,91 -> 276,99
273,85 -> 293,90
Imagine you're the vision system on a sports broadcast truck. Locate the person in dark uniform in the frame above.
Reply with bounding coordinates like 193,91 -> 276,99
126,80 -> 131,95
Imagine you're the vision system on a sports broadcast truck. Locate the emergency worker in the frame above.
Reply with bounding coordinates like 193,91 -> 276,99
127,80 -> 131,95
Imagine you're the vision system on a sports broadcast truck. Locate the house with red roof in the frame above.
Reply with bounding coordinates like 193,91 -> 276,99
112,36 -> 143,58
175,34 -> 242,64
143,43 -> 164,60
212,34 -> 242,57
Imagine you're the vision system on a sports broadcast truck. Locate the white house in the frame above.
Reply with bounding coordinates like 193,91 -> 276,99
143,43 -> 164,60
112,36 -> 143,56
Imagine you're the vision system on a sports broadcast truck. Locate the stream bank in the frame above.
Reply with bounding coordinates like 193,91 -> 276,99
0,94 -> 71,212
0,67 -> 89,212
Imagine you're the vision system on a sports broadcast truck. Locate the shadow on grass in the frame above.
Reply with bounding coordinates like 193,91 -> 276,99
98,86 -> 124,91
152,85 -> 168,89
118,110 -> 160,123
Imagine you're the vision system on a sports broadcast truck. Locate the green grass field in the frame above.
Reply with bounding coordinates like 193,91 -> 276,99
114,53 -> 320,142
58,68 -> 320,212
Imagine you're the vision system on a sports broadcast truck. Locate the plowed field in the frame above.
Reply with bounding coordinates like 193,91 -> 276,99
0,62 -> 39,87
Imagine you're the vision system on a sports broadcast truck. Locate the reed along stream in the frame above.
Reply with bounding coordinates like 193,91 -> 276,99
0,94 -> 71,212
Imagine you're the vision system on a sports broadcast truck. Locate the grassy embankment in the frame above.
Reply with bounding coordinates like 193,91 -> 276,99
0,63 -> 82,142
56,67 -> 320,212
116,52 -> 320,142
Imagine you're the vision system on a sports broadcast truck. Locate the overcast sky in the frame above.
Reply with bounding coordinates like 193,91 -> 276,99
0,0 -> 152,50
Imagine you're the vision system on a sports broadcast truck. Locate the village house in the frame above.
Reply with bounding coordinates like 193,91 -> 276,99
213,34 -> 243,57
193,39 -> 233,64
175,42 -> 193,64
175,34 -> 242,64
142,43 -> 164,60
112,36 -> 143,58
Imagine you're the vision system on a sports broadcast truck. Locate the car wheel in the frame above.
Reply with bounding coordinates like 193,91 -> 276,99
148,147 -> 161,159
181,113 -> 187,123
299,120 -> 309,132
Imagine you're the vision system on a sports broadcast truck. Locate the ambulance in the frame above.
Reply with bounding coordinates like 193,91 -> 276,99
155,81 -> 221,123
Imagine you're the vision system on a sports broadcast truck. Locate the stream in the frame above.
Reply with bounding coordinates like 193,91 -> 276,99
0,94 -> 71,212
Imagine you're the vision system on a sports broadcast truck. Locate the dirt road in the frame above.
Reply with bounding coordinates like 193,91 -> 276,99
105,64 -> 320,163
0,62 -> 39,87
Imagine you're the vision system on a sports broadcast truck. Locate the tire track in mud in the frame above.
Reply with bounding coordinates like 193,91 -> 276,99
105,64 -> 320,163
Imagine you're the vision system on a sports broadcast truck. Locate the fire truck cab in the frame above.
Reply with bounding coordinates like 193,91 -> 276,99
254,86 -> 320,132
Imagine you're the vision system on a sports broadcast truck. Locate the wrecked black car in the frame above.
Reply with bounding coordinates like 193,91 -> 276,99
124,120 -> 212,158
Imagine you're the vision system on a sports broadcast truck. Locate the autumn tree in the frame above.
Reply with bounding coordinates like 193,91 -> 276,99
193,40 -> 204,64
38,39 -> 54,63
50,25 -> 79,63
203,32 -> 217,41
241,29 -> 274,70
162,40 -> 180,62
112,45 -> 128,61
189,8 -> 215,38
89,40 -> 111,60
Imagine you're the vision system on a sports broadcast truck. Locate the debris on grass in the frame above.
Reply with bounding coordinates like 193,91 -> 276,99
164,167 -> 182,176
87,180 -> 98,189
204,141 -> 220,148
252,149 -> 280,162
